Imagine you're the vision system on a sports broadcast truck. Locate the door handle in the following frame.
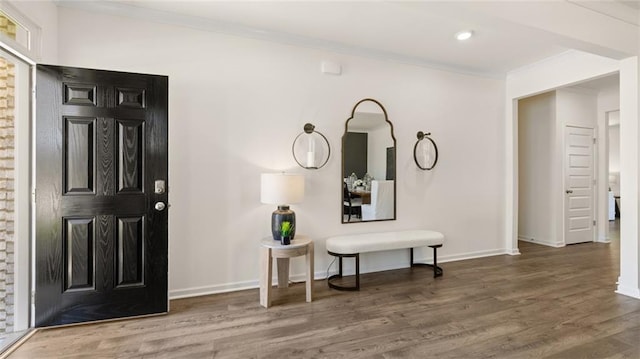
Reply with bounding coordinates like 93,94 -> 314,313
154,202 -> 166,211
566,190 -> 573,194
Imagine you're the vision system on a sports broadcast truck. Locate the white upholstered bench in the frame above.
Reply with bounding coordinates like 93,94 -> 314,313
325,230 -> 444,291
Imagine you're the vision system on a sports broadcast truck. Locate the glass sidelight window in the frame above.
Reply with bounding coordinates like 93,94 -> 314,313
0,2 -> 40,354
0,42 -> 32,354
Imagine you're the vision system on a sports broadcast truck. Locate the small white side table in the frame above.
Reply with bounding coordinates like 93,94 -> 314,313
259,235 -> 314,308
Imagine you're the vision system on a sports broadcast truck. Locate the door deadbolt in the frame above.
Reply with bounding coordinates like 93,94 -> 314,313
155,180 -> 166,194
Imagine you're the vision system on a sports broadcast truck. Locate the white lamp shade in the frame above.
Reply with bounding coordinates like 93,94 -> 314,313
261,173 -> 305,205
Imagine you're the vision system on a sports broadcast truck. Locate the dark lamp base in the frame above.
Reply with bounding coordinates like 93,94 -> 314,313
272,205 -> 296,241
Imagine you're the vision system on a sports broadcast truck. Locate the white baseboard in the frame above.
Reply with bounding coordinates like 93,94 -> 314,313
507,248 -> 521,256
169,247 -> 510,300
169,270 -> 333,300
616,284 -> 640,299
518,236 -> 564,248
359,248 -> 511,275
414,248 -> 509,264
170,280 -> 257,300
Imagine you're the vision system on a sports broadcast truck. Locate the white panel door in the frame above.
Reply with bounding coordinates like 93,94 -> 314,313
565,126 -> 595,245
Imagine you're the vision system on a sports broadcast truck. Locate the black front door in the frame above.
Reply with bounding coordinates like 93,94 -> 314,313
35,65 -> 168,326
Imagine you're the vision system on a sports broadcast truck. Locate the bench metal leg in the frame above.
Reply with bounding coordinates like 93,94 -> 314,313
327,251 -> 360,291
411,245 -> 443,278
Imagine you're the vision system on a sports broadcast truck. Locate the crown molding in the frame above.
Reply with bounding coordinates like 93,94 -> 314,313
53,0 -> 504,79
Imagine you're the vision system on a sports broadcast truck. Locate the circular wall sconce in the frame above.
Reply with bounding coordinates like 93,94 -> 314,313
413,131 -> 438,170
292,123 -> 330,169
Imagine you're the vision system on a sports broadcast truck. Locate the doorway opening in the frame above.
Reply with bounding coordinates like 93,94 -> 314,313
516,74 -> 620,249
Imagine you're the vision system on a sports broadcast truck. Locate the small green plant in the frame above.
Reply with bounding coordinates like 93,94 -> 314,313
281,221 -> 294,237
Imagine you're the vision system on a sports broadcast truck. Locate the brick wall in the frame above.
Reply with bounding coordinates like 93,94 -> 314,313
0,56 -> 15,335
0,12 -> 17,334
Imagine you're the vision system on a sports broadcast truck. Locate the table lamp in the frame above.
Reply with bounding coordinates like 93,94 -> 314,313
260,173 -> 305,242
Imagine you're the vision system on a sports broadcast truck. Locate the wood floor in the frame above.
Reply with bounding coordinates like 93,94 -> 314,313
9,229 -> 640,358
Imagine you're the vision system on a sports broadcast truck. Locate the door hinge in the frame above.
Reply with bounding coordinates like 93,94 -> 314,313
593,220 -> 596,226
31,290 -> 35,303
593,138 -> 596,144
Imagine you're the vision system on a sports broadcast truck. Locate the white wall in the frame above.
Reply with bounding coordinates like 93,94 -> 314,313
53,7 -> 507,298
518,92 -> 557,246
556,89 -> 598,128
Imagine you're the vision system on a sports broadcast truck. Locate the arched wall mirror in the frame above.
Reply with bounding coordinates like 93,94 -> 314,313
342,98 -> 396,223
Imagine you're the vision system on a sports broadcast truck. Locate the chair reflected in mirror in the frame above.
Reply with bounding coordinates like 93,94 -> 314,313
343,182 -> 363,222
361,180 -> 394,221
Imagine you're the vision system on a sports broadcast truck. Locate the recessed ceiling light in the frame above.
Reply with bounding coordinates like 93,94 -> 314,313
455,30 -> 474,41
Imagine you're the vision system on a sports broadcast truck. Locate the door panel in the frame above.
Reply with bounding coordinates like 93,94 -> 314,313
569,176 -> 590,188
564,126 -> 594,245
116,216 -> 145,288
117,119 -> 144,193
569,196 -> 590,209
35,65 -> 168,327
64,117 -> 95,194
64,83 -> 97,106
64,217 -> 95,291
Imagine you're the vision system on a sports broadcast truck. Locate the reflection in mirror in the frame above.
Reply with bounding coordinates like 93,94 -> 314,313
342,99 -> 396,223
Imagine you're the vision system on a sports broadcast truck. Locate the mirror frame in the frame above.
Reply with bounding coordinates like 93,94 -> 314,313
341,98 -> 397,224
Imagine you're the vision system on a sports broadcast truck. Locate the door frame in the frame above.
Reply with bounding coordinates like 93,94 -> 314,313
0,43 -> 36,351
1,0 -> 41,335
563,124 -> 597,245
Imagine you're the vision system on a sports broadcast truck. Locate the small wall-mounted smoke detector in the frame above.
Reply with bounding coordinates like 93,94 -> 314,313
321,61 -> 342,75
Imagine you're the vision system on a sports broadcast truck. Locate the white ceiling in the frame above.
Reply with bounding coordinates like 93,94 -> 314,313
617,0 -> 640,11
58,0 -> 640,77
